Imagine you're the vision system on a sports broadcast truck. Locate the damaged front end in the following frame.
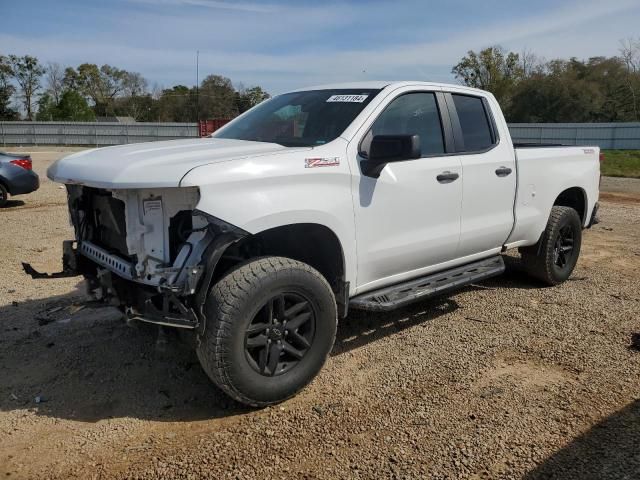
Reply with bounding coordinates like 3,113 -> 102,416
23,185 -> 246,329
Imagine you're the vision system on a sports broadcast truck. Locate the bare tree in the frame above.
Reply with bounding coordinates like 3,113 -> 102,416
45,62 -> 65,104
151,82 -> 163,100
8,55 -> 45,120
619,37 -> 640,121
123,71 -> 148,97
520,48 -> 544,77
620,37 -> 640,72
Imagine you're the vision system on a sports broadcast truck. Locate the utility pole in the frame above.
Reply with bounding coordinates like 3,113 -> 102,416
196,50 -> 200,122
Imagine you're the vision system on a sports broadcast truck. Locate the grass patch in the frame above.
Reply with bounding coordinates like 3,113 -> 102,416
601,150 -> 640,178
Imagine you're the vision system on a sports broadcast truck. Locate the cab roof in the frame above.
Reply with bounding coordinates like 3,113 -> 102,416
289,81 -> 489,96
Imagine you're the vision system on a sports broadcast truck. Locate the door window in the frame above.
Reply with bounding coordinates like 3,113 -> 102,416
451,94 -> 495,151
370,92 -> 445,156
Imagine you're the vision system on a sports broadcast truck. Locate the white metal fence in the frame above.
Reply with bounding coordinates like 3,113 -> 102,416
508,123 -> 640,150
0,122 -> 198,146
2,121 -> 640,149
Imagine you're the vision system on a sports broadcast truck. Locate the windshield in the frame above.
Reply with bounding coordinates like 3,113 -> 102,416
214,89 -> 381,147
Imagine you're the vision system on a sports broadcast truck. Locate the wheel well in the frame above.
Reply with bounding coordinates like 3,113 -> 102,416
215,223 -> 346,294
553,187 -> 586,224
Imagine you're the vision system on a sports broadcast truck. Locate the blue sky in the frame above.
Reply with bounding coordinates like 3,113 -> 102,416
2,0 -> 640,94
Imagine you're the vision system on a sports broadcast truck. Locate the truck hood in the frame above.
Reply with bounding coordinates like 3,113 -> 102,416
47,138 -> 291,189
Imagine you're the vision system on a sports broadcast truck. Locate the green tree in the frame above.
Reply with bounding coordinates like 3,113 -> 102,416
507,56 -> 639,123
68,63 -> 129,116
36,90 -> 95,121
198,74 -> 237,119
36,92 -> 58,120
57,90 -> 95,121
62,66 -> 79,91
0,55 -> 18,120
452,46 -> 523,112
8,54 -> 45,120
155,85 -> 195,122
236,85 -> 270,113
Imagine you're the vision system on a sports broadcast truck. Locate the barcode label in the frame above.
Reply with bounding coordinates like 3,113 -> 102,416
326,94 -> 369,103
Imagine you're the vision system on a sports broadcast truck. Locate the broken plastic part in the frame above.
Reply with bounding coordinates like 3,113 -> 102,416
22,262 -> 79,279
22,240 -> 79,279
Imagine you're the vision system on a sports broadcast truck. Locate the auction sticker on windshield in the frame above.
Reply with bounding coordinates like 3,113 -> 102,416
326,94 -> 369,103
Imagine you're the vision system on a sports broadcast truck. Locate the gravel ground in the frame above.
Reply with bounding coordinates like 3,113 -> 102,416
600,175 -> 640,194
1,149 -> 639,479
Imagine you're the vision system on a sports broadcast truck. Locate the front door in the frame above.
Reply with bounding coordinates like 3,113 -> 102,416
349,89 -> 463,293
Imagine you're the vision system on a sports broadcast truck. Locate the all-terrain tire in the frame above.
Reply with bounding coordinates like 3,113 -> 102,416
196,256 -> 337,407
520,206 -> 582,286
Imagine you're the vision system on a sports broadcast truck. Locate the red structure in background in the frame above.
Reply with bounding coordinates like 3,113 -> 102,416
198,119 -> 232,137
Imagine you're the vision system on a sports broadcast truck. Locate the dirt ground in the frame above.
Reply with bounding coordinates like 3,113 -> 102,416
1,148 -> 639,479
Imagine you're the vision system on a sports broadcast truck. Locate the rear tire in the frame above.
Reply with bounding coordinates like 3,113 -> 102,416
196,256 -> 337,407
0,183 -> 8,208
520,206 -> 582,286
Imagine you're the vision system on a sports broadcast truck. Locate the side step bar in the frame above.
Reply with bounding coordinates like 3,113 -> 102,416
350,256 -> 505,312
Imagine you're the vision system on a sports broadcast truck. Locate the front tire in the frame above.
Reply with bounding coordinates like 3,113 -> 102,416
520,206 -> 582,286
196,256 -> 337,407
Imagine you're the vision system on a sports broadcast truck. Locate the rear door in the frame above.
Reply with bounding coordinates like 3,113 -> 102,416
444,91 -> 516,257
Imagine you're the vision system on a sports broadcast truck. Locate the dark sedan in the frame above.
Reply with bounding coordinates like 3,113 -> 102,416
0,151 -> 39,207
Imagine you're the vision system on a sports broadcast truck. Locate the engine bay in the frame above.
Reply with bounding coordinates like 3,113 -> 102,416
66,185 -> 213,293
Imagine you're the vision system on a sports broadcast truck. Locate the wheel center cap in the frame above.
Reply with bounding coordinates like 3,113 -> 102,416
269,327 -> 283,340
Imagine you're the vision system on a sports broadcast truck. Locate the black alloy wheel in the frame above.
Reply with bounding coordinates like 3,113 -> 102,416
553,225 -> 575,269
244,292 -> 316,377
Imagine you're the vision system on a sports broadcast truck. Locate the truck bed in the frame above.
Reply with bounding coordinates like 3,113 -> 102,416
506,145 -> 600,248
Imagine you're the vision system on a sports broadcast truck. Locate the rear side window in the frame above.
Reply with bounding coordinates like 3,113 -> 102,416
370,92 -> 445,156
451,94 -> 494,152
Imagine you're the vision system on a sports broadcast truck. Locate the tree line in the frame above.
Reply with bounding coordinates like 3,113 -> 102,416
2,38 -> 640,123
0,54 -> 270,122
452,39 -> 640,122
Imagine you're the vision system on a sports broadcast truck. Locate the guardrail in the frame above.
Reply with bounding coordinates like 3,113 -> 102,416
2,121 -> 640,149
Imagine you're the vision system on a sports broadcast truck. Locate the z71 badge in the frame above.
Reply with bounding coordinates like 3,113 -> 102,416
305,157 -> 341,168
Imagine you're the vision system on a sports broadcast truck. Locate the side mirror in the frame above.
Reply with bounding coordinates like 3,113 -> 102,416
360,134 -> 421,178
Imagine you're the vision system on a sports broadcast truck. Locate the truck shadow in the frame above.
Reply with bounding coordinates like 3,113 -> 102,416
0,288 -> 459,423
0,290 -> 248,423
334,297 -> 459,355
524,400 -> 640,480
1,199 -> 25,208
480,256 -> 581,290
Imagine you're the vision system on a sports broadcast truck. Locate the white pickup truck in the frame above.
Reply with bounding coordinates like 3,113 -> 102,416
26,81 -> 600,406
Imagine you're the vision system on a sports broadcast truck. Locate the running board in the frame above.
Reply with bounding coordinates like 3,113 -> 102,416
350,256 -> 505,312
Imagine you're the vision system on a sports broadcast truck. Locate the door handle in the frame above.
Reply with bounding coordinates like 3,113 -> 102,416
495,166 -> 512,177
436,171 -> 459,183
